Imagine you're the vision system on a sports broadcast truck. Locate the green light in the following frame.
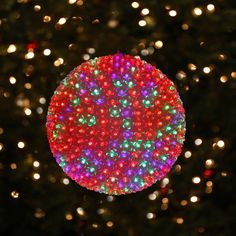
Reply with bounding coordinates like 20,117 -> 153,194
81,157 -> 88,165
170,109 -> 176,114
122,140 -> 130,149
55,124 -> 61,129
59,161 -> 66,167
131,67 -> 135,72
90,167 -> 95,172
91,58 -> 97,66
134,177 -> 139,183
78,115 -> 86,124
94,70 -> 99,75
157,130 -> 163,138
62,78 -> 68,85
59,156 -> 66,167
101,184 -> 106,191
91,88 -> 101,96
53,130 -> 58,139
161,155 -> 167,161
169,86 -> 175,91
152,90 -> 158,96
163,104 -> 170,110
172,130 -> 177,135
132,140 -> 142,149
72,98 -> 80,105
140,160 -> 147,168
88,115 -> 96,126
75,83 -> 81,88
123,119 -> 131,129
177,124 -> 182,130
124,187 -> 129,192
107,149 -> 118,158
139,180 -> 144,187
143,99 -> 152,108
165,125 -> 172,132
119,99 -> 130,107
179,138 -> 184,144
149,169 -> 154,174
109,106 -> 120,117
127,81 -> 134,88
144,141 -> 155,150
114,80 -> 122,87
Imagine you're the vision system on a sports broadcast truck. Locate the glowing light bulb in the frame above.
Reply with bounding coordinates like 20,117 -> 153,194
154,40 -> 163,49
43,15 -> 51,23
24,108 -> 32,116
182,23 -> 189,30
217,140 -> 225,148
188,63 -> 197,71
54,58 -> 64,66
141,8 -> 149,16
11,191 -> 19,198
39,97 -> 46,104
68,0 -> 77,4
205,159 -> 214,167
76,207 -> 85,216
176,218 -> 184,224
83,54 -> 90,60
17,141 -> 25,149
34,5 -> 41,11
169,10 -> 177,17
207,4 -> 215,12
192,177 -> 201,184
146,212 -> 155,219
131,2 -> 139,8
0,143 -> 3,151
62,178 -> 70,185
220,75 -> 228,83
138,20 -> 147,27
43,49 -> 51,56
25,51 -> 35,59
193,7 -> 202,16
33,161 -> 40,168
231,72 -> 236,78
180,200 -> 187,206
194,138 -> 202,146
7,44 -> 17,53
58,18 -> 67,25
203,67 -> 211,74
65,213 -> 73,220
33,173 -> 40,180
9,76 -> 16,84
24,83 -> 32,89
190,196 -> 199,203
148,193 -> 157,200
106,221 -> 114,227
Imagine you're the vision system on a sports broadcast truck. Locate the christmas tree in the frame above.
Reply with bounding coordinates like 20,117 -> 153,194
1,0 -> 236,235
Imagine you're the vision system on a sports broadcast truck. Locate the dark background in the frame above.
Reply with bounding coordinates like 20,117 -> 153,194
1,0 -> 236,235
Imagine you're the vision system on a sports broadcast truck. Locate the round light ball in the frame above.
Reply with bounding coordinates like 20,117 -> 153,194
46,53 -> 186,195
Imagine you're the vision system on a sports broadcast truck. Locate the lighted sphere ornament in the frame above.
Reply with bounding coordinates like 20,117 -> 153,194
46,53 -> 186,195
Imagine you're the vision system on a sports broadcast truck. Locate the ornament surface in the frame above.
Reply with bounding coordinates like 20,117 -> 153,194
46,53 -> 186,195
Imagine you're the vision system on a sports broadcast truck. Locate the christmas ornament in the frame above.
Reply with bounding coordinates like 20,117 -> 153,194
46,53 -> 186,195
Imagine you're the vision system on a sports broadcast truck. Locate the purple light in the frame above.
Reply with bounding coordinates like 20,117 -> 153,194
123,130 -> 133,139
118,89 -> 126,97
111,73 -> 117,79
